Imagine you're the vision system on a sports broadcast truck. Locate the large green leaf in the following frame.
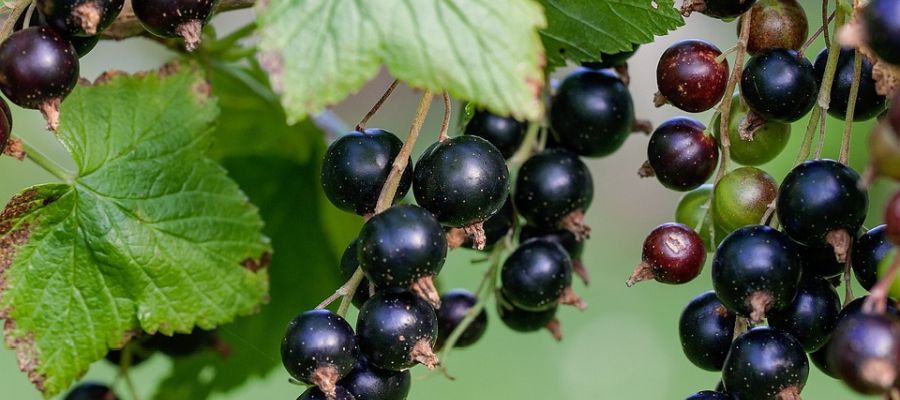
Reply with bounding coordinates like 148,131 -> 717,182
539,0 -> 684,70
0,67 -> 270,397
255,0 -> 547,122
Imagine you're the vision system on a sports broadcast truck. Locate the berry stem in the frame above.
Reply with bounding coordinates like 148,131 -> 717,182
116,346 -> 142,400
822,0 -> 831,48
814,112 -> 827,159
356,79 -> 400,131
0,0 -> 32,42
864,254 -> 900,314
799,10 -> 835,57
839,49 -> 863,165
713,8 -> 752,184
22,1 -> 35,29
19,138 -> 75,183
438,91 -> 451,142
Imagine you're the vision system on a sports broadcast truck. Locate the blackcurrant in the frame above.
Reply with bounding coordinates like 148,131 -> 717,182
683,0 -> 757,19
520,225 -> 589,285
144,329 -> 214,357
741,0 -> 808,55
827,313 -> 900,394
712,166 -> 777,232
862,0 -> 900,65
776,159 -> 868,261
741,48 -> 818,122
840,295 -> 900,320
356,289 -> 439,371
413,135 -> 509,243
767,275 -> 841,351
582,45 -> 639,69
675,184 -> 727,251
0,97 -> 10,153
501,238 -> 583,311
357,205 -> 447,306
14,6 -> 100,58
647,117 -> 719,191
549,68 -> 634,157
685,391 -> 731,400
454,198 -> 515,250
628,223 -> 706,286
854,225 -> 890,290
678,291 -> 736,371
887,191 -> 900,244
321,129 -> 411,216
800,242 -> 847,279
340,239 -> 371,309
722,327 -> 808,399
132,0 -> 217,51
464,109 -> 525,159
810,346 -> 838,379
281,310 -> 358,396
496,291 -> 562,340
712,94 -> 790,166
712,225 -> 801,322
36,0 -> 124,36
655,40 -> 728,113
338,357 -> 411,400
513,149 -> 593,238
435,289 -> 488,350
297,386 -> 356,400
814,47 -> 886,121
0,26 -> 78,130
64,382 -> 119,400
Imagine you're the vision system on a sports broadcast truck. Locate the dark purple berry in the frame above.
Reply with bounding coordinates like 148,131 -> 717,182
145,329 -> 214,357
647,117 -> 719,191
767,275 -> 841,351
827,313 -> 900,394
132,0 -> 217,50
628,223 -> 706,286
862,0 -> 900,65
356,290 -> 439,371
297,386 -> 356,400
513,149 -> 593,238
582,45 -> 639,69
496,292 -> 561,340
741,48 -> 818,122
679,291 -> 736,371
340,239 -> 371,309
814,47 -> 886,121
722,327 -> 808,399
800,242 -> 847,279
685,0 -> 758,19
435,289 -> 488,350
655,40 -> 729,113
36,0 -> 125,36
810,346 -> 838,379
338,357 -> 411,400
685,391 -> 731,400
64,382 -> 119,400
501,238 -> 582,311
854,225 -> 891,290
464,110 -> 525,158
281,310 -> 358,395
520,225 -> 588,284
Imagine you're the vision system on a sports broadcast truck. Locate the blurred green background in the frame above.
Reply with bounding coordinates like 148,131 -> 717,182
0,3 -> 892,399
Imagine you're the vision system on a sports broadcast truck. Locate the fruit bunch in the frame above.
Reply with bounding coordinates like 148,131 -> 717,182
633,0 -> 900,398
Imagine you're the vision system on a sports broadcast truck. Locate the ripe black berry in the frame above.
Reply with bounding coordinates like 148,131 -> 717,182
742,0 -> 808,55
810,346 -> 838,379
776,159 -> 868,261
496,292 -> 562,340
655,40 -> 728,113
827,313 -> 900,394
628,223 -> 706,286
0,26 -> 78,130
647,117 -> 719,191
340,239 -> 371,309
814,47 -> 886,121
464,109 -> 525,159
767,275 -> 841,351
339,357 -> 411,400
413,135 -> 509,243
678,291 -> 736,371
321,129 -> 411,215
281,310 -> 359,396
711,166 -> 777,232
722,327 -> 808,400
549,68 -> 634,157
357,205 -> 447,306
712,225 -> 801,322
132,0 -> 217,51
741,48 -> 818,122
36,0 -> 125,36
145,329 -> 214,357
684,0 -> 757,19
799,242 -> 847,279
582,45 -> 639,69
298,386 -> 356,400
501,238 -> 583,311
356,289 -> 439,371
862,0 -> 900,65
520,225 -> 588,285
513,149 -> 593,238
435,289 -> 488,350
685,391 -> 731,400
853,225 -> 890,290
64,382 -> 119,399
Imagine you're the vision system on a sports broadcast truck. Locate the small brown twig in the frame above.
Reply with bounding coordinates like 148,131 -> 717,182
438,91 -> 451,142
356,79 -> 400,131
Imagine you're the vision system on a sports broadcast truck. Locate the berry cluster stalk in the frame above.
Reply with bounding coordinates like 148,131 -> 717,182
839,50 -> 863,164
0,0 -> 33,41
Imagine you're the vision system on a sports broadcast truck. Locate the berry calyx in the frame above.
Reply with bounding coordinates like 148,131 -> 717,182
132,0 -> 217,51
813,47 -> 886,121
338,357 -> 411,400
678,291 -> 736,371
627,223 -> 706,286
741,0 -> 808,55
722,327 -> 808,400
463,109 -> 525,159
281,310 -> 359,397
655,39 -> 729,113
862,0 -> 900,65
451,198 -> 515,251
496,292 -> 562,341
740,48 -> 818,123
36,0 -> 125,36
767,275 -> 841,351
513,149 -> 593,239
435,289 -> 488,350
647,117 -> 719,191
501,238 -> 584,311
711,166 -> 777,232
827,313 -> 900,394
356,290 -> 439,371
64,382 -> 119,400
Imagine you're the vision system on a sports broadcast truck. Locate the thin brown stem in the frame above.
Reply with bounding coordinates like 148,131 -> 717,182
840,50 -> 863,165
714,9 -> 753,184
822,0 -> 831,48
356,79 -> 400,131
815,112 -> 827,158
0,0 -> 33,42
799,10 -> 836,57
865,255 -> 900,314
438,91 -> 451,142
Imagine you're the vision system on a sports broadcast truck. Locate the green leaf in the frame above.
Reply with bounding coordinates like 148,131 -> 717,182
0,66 -> 270,397
150,62 -> 361,399
539,0 -> 684,70
255,0 -> 547,123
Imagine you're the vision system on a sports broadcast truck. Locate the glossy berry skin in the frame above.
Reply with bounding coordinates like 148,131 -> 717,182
768,276 -> 841,351
741,48 -> 818,122
656,40 -> 729,113
742,0 -> 808,55
497,292 -> 559,333
0,27 -> 78,110
340,239 -> 371,309
501,239 -> 572,311
814,47 -> 886,121
581,45 -> 639,69
338,358 -> 411,400
640,223 -> 706,284
0,98 -> 10,152
132,0 -> 216,42
321,129 -> 412,215
696,0 -> 757,19
854,225 -> 890,290
64,383 -> 119,400
800,242 -> 846,279
810,346 -> 838,379
647,117 -> 719,191
776,160 -> 868,246
144,329 -> 213,357
413,135 -> 509,227
464,110 -> 525,159
862,0 -> 900,65
887,192 -> 900,244
549,68 -> 634,157
36,0 -> 125,36
712,95 -> 790,166
462,199 -> 514,250
679,291 -> 736,371
712,166 -> 777,232
827,313 -> 900,394
357,205 -> 447,289
722,327 -> 808,399
435,289 -> 488,350
520,225 -> 584,264
356,290 -> 438,371
513,149 -> 593,229
711,225 -> 801,320
281,310 -> 359,386
298,386 -> 356,400
685,391 -> 731,400
676,185 -> 727,250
